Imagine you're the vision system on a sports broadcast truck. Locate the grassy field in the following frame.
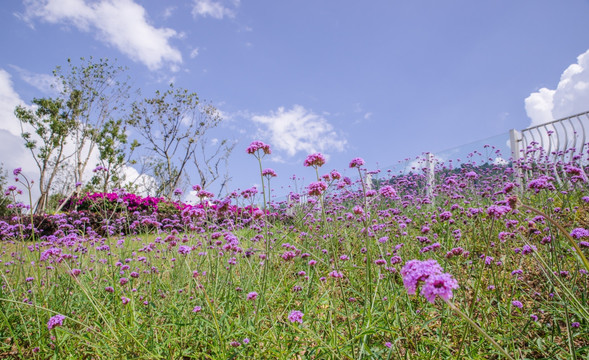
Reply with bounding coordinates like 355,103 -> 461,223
0,147 -> 588,359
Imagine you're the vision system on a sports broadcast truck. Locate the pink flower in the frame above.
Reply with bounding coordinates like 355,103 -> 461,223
486,205 -> 511,219
304,153 -> 326,168
246,141 -> 271,155
512,300 -> 523,309
178,245 -> 192,255
307,181 -> 328,196
379,185 -> 397,199
420,273 -> 459,303
329,270 -> 344,278
349,157 -> 365,168
464,171 -> 478,179
262,168 -> 277,177
527,175 -> 555,193
47,314 -> 65,330
197,190 -> 214,199
401,259 -> 459,303
400,259 -> 444,295
247,291 -> 258,300
70,268 -> 81,277
121,297 -> 131,305
288,310 -> 304,324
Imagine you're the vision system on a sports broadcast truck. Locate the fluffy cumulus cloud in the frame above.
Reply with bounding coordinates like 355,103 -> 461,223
0,70 -> 25,138
251,105 -> 347,157
0,69 -> 39,198
22,0 -> 182,70
192,0 -> 239,19
525,49 -> 589,127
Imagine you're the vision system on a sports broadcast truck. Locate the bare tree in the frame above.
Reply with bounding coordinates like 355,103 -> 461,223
193,137 -> 236,197
128,84 -> 223,199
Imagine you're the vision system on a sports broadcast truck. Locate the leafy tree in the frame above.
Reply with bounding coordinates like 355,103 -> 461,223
89,119 -> 139,193
54,57 -> 131,190
128,84 -> 223,199
15,97 -> 77,213
15,58 -> 133,213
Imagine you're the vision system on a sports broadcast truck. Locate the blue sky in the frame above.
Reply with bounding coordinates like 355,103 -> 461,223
1,0 -> 589,200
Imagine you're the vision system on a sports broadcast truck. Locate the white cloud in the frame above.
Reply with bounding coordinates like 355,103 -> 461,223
192,0 -> 239,19
122,165 -> 156,196
523,49 -> 589,158
162,6 -> 176,19
251,105 -> 347,157
525,49 -> 589,127
10,65 -> 61,95
22,0 -> 182,70
0,70 -> 25,138
190,47 -> 200,59
0,69 -> 40,202
493,157 -> 508,166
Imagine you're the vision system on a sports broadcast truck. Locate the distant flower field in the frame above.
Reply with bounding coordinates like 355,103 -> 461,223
0,141 -> 588,359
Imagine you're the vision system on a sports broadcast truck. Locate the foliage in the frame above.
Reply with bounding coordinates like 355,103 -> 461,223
14,97 -> 77,213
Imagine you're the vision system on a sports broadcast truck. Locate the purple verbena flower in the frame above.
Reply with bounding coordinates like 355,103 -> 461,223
512,300 -> 523,309
47,314 -> 65,330
288,310 -> 304,324
400,259 -> 444,295
303,153 -> 326,168
246,141 -> 271,155
420,272 -> 459,303
379,185 -> 397,199
349,157 -> 365,168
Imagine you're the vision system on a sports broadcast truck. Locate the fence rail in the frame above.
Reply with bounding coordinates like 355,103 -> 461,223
514,110 -> 589,163
281,110 -> 589,206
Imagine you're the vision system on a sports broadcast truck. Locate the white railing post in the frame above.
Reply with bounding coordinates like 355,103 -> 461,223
509,129 -> 524,188
365,173 -> 372,190
425,152 -> 435,199
286,194 -> 294,217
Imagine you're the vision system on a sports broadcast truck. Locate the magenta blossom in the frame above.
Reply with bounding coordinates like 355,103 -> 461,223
178,245 -> 192,255
47,314 -> 65,330
486,205 -> 511,219
246,141 -> 271,155
304,153 -> 326,168
379,185 -> 397,199
307,181 -> 328,196
349,157 -> 365,168
420,272 -> 459,303
401,259 -> 459,304
288,310 -> 304,324
247,291 -> 258,300
262,168 -> 277,177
